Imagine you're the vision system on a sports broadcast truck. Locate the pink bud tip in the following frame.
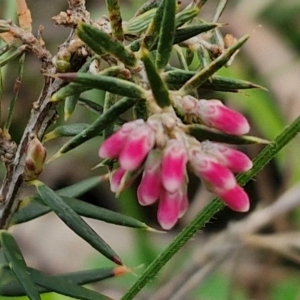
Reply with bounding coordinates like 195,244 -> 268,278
202,142 -> 253,173
98,121 -> 138,159
215,185 -> 250,212
191,154 -> 236,190
157,190 -> 181,230
161,140 -> 187,193
197,99 -> 250,135
119,123 -> 155,171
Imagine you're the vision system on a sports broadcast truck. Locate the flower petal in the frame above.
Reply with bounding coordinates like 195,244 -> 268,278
137,150 -> 162,206
98,120 -> 140,158
197,99 -> 249,135
119,123 -> 155,171
214,184 -> 250,212
157,189 -> 181,230
161,140 -> 187,193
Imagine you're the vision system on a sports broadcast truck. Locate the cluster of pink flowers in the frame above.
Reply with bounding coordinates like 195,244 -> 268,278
99,97 -> 252,230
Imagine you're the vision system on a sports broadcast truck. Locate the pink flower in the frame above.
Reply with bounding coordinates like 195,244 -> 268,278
119,121 -> 155,171
157,189 -> 182,230
161,139 -> 187,193
190,152 -> 236,190
137,150 -> 162,206
202,141 -> 252,173
196,99 -> 250,135
98,120 -> 139,159
212,184 -> 250,212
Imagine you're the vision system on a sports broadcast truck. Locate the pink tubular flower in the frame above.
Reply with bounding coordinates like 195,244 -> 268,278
196,99 -> 250,135
190,153 -> 236,190
137,150 -> 162,206
161,139 -> 187,193
157,189 -> 182,230
119,121 -> 155,171
202,141 -> 253,173
98,120 -> 139,159
212,184 -> 250,212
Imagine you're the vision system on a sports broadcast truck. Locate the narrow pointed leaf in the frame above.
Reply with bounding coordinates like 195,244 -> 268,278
77,22 -> 137,67
179,34 -> 250,95
175,6 -> 199,28
64,95 -> 79,120
0,266 -> 129,296
0,46 -> 25,67
155,0 -> 176,70
49,97 -> 139,160
44,123 -> 90,142
125,8 -> 156,34
173,23 -> 220,45
31,180 -> 123,265
10,197 -> 51,225
63,196 -> 149,229
11,194 -> 149,230
163,69 -> 265,91
131,23 -> 219,52
142,48 -> 171,108
29,268 -> 112,300
52,73 -> 145,101
187,124 -> 270,144
0,231 -> 41,300
56,175 -> 104,197
53,65 -> 123,101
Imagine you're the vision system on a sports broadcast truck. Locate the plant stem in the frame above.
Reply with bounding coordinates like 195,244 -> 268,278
121,114 -> 300,300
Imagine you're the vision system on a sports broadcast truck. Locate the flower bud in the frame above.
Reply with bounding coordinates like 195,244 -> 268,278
137,150 -> 162,206
161,139 -> 187,193
119,122 -> 155,171
196,99 -> 250,135
202,141 -> 252,172
190,152 -> 236,190
157,189 -> 181,230
24,134 -> 47,181
99,120 -> 140,159
213,184 -> 250,212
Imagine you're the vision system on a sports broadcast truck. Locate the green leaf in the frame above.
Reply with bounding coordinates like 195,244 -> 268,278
0,265 -> 126,298
43,123 -> 90,142
155,0 -> 176,70
173,23 -> 220,45
31,180 -> 123,265
56,176 -> 103,198
175,6 -> 199,28
29,268 -> 112,300
48,97 -> 139,160
141,48 -> 171,108
187,124 -> 270,144
0,231 -> 41,300
52,73 -> 145,101
179,34 -> 250,95
77,22 -> 137,67
53,65 -> 123,101
125,8 -> 156,34
163,69 -> 265,91
11,195 -> 150,230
